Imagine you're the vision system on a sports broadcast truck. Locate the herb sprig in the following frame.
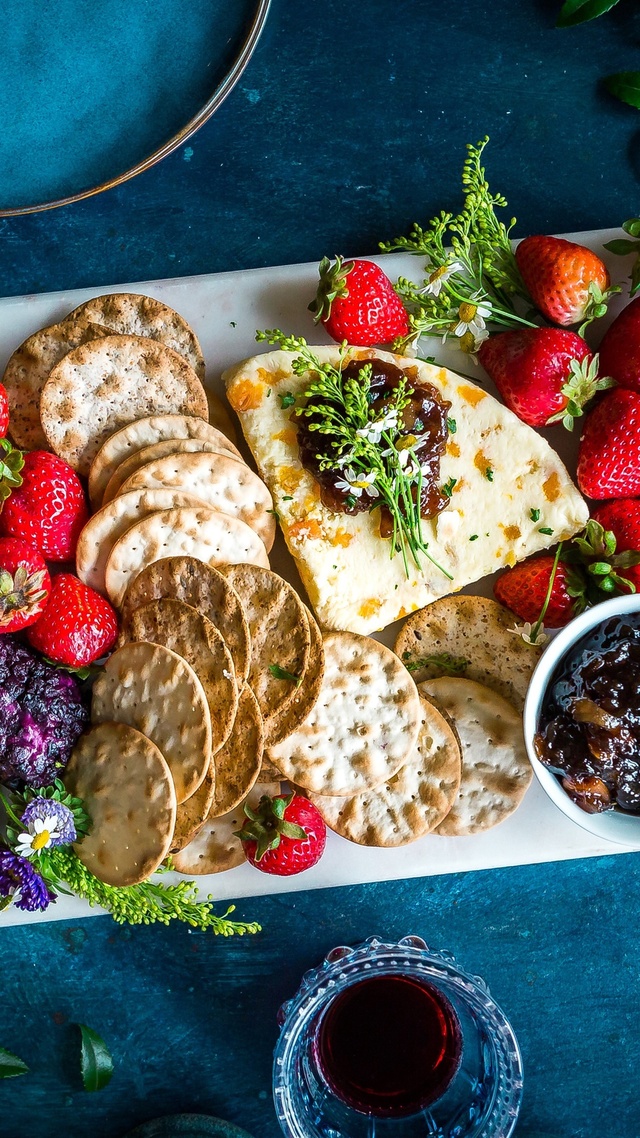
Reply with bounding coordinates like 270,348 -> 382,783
256,330 -> 452,579
381,138 -> 538,355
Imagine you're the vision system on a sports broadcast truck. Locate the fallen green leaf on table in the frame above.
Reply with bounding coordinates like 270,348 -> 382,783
77,1024 -> 113,1092
0,1047 -> 28,1079
556,0 -> 620,28
604,71 -> 640,110
604,219 -> 640,297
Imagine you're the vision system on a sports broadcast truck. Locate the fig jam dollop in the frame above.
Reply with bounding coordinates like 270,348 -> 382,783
296,358 -> 451,528
534,615 -> 640,813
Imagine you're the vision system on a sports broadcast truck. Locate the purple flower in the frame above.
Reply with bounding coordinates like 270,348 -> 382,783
20,798 -> 77,847
0,849 -> 55,912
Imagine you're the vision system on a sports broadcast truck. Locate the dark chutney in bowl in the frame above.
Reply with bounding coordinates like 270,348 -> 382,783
534,614 -> 640,814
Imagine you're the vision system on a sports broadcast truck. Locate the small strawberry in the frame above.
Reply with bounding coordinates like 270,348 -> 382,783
0,382 -> 9,438
494,555 -> 584,628
0,537 -> 51,633
577,388 -> 640,499
309,255 -> 410,346
597,296 -> 640,391
26,573 -> 119,668
235,791 -> 326,876
515,235 -> 618,331
477,327 -> 612,429
590,500 -> 640,593
0,451 -> 88,561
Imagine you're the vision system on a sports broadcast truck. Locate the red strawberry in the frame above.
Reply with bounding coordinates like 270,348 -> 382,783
309,256 -> 409,346
0,537 -> 51,633
0,382 -> 9,438
577,388 -> 640,499
515,235 -> 616,329
590,500 -> 640,592
477,327 -> 610,429
26,573 -> 119,668
494,555 -> 584,628
0,451 -> 88,561
236,791 -> 326,876
597,296 -> 640,391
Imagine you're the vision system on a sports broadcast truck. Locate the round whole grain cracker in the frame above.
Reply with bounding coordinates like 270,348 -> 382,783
418,677 -> 532,836
76,488 -> 209,595
126,598 -> 238,756
65,721 -> 176,887
2,319 -> 111,450
169,763 -> 216,855
102,436 -> 244,505
88,414 -> 242,508
41,334 -> 208,475
308,696 -> 461,846
395,595 -> 541,712
221,564 -> 310,723
172,781 -> 280,876
104,506 -> 270,607
267,631 -> 422,796
264,607 -> 325,747
119,556 -> 250,685
209,685 -> 263,818
119,450 -> 276,552
92,641 -> 212,804
66,292 -> 205,380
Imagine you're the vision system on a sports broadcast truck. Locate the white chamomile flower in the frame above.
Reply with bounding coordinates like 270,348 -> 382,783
16,815 -> 61,860
422,260 -> 464,297
456,326 -> 489,360
334,467 -> 379,499
356,408 -> 398,444
453,298 -> 492,339
508,621 -> 549,648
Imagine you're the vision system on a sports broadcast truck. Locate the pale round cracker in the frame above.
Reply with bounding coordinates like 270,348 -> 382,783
119,450 -> 276,552
102,437 -> 244,505
65,721 -> 176,887
309,696 -> 461,846
2,319 -> 111,450
104,506 -> 270,608
119,556 -> 250,686
92,641 -> 212,804
169,764 -> 216,855
267,631 -> 422,796
76,488 -> 209,595
126,598 -> 238,756
66,292 -> 205,380
172,781 -> 280,876
221,565 -> 310,723
418,677 -> 532,836
41,334 -> 208,475
209,685 -> 263,818
264,607 -> 325,747
395,595 -> 541,712
88,414 -> 242,508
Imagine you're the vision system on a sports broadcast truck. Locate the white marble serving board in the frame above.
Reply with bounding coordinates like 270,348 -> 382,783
1,229 -> 638,928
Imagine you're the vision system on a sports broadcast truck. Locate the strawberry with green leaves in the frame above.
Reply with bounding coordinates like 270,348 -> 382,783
0,537 -> 51,633
309,256 -> 409,346
478,327 -> 612,429
590,500 -> 640,593
26,573 -> 119,668
0,450 -> 88,561
236,791 -> 326,876
515,235 -> 618,332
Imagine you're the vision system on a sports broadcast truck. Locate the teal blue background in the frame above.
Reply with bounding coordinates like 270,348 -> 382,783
0,1 -> 639,1136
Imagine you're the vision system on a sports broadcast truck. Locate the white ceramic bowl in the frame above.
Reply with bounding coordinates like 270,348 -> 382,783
523,592 -> 640,848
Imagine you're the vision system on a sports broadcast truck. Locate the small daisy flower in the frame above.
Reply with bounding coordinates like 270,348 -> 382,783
508,621 -> 549,647
456,327 -> 489,359
16,798 -> 77,859
334,467 -> 379,498
422,260 -> 464,297
453,298 -> 492,339
356,408 -> 398,444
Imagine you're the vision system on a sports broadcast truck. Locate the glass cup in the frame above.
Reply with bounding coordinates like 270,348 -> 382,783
273,936 -> 523,1138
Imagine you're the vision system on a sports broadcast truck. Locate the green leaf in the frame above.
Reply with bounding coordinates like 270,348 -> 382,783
0,1048 -> 28,1079
557,0 -> 620,27
77,1024 -> 113,1092
268,663 -> 302,688
279,392 -> 296,409
603,238 -> 640,256
605,71 -> 640,110
623,218 -> 640,238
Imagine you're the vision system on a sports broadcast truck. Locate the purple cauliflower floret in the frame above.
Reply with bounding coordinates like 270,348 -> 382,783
0,636 -> 88,787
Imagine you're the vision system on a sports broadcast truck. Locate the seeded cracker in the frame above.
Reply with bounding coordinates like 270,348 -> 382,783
88,414 -> 242,508
308,696 -> 461,845
267,632 -> 422,796
208,685 -> 264,817
40,334 -> 208,476
418,676 -> 532,835
119,556 -> 250,686
170,764 -> 216,855
104,506 -> 270,608
92,642 -> 212,804
173,782 -> 281,876
264,606 -> 325,747
65,722 -> 176,887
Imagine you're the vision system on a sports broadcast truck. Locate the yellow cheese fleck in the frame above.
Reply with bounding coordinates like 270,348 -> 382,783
505,551 -> 517,567
359,598 -> 381,619
543,471 -> 561,502
279,466 -> 304,494
501,524 -> 521,541
228,378 -> 266,412
458,384 -> 486,406
332,530 -> 353,548
474,450 -> 491,475
446,440 -> 461,458
288,518 -> 322,541
272,427 -> 298,446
